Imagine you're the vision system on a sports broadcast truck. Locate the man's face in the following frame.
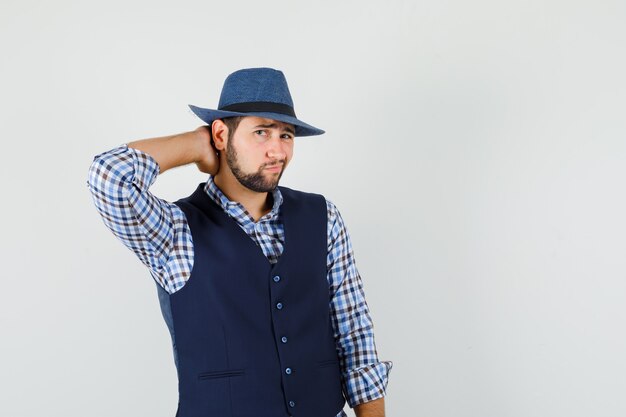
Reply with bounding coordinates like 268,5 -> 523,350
224,116 -> 295,193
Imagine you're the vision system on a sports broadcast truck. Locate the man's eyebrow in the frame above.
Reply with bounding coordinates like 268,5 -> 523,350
253,123 -> 295,135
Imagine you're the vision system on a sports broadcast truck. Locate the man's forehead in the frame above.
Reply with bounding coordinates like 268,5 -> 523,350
242,116 -> 295,131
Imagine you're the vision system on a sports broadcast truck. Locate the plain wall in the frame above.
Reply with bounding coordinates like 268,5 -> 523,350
1,0 -> 625,416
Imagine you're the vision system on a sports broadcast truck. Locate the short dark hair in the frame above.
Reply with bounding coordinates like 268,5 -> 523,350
222,116 -> 244,142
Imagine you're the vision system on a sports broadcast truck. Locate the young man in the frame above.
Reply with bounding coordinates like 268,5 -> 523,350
87,67 -> 392,417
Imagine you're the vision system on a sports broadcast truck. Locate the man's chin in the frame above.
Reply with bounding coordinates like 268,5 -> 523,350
234,170 -> 282,193
265,181 -> 280,191
244,181 -> 279,193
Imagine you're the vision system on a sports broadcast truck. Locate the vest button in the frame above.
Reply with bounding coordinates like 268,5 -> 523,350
289,400 -> 295,407
281,336 -> 288,343
285,367 -> 292,375
273,275 -> 281,282
276,302 -> 283,310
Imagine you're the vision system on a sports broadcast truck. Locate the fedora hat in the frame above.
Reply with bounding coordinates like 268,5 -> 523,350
188,67 -> 325,137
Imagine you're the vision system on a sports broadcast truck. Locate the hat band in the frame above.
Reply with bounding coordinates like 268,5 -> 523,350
220,101 -> 296,118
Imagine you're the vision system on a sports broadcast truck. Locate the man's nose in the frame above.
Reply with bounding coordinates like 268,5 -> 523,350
267,135 -> 287,161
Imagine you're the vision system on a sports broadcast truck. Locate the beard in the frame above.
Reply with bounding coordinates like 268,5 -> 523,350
226,139 -> 285,193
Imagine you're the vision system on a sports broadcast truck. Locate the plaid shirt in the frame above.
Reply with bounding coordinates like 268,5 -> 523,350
87,144 -> 392,414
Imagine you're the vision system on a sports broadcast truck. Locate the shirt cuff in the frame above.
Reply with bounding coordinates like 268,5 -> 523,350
124,144 -> 160,191
87,144 -> 160,194
342,360 -> 393,408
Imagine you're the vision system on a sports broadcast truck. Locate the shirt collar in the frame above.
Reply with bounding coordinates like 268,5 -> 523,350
203,175 -> 283,221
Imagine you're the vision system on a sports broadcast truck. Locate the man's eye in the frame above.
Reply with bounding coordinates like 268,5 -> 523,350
255,130 -> 267,136
282,134 -> 293,139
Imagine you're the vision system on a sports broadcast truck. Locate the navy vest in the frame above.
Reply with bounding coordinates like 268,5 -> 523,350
156,183 -> 346,417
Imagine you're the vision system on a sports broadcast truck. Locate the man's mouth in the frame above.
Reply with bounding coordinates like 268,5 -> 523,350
265,164 -> 282,171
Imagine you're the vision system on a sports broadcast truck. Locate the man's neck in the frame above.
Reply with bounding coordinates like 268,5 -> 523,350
213,172 -> 273,222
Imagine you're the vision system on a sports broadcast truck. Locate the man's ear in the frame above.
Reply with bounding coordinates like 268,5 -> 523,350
211,119 -> 228,151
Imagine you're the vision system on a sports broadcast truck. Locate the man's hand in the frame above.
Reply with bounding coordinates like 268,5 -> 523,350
193,125 -> 220,175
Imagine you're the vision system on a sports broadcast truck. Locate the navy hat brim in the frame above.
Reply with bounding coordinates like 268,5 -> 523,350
188,104 -> 325,137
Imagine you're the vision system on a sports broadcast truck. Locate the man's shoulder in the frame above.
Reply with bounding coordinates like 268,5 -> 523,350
277,185 -> 341,218
278,184 -> 325,200
278,185 -> 332,212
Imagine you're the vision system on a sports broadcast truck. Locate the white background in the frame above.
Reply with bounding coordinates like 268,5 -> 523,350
1,1 -> 625,416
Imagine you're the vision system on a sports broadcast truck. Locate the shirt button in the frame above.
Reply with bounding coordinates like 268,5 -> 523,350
273,275 -> 281,283
276,302 -> 283,310
285,367 -> 292,375
289,400 -> 295,407
281,336 -> 288,343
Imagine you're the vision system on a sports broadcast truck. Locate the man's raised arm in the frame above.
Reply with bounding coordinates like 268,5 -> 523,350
127,125 -> 218,174
86,126 -> 217,294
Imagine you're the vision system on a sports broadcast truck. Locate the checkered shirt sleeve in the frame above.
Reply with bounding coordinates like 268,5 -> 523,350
86,144 -> 192,294
326,200 -> 393,408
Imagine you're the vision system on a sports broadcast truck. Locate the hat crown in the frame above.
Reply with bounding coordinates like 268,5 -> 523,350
218,67 -> 294,110
188,67 -> 324,136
